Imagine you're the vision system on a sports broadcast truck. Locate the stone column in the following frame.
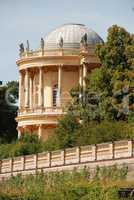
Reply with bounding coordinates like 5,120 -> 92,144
38,67 -> 43,107
38,125 -> 43,138
79,66 -> 83,86
25,68 -> 29,108
29,73 -> 33,109
18,129 -> 21,139
58,65 -> 62,106
83,63 -> 87,89
18,71 -> 22,108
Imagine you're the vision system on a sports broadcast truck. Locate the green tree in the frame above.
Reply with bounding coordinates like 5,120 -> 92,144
72,25 -> 134,122
0,81 -> 18,143
95,25 -> 134,120
45,111 -> 81,150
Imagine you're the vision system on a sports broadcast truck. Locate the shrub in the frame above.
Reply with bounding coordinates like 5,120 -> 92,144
0,166 -> 129,200
74,120 -> 134,146
0,133 -> 45,159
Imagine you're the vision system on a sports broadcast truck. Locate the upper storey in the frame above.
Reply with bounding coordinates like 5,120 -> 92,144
17,23 -> 103,69
44,23 -> 103,49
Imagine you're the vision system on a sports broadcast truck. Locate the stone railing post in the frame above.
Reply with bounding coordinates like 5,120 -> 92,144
76,147 -> 80,163
61,150 -> 65,165
113,142 -> 116,159
92,145 -> 97,161
128,140 -> 133,157
23,156 -> 25,171
36,154 -> 38,172
109,143 -> 114,159
10,158 -> 13,176
48,152 -> 51,167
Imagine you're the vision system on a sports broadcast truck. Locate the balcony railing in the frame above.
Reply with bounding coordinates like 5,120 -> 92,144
18,107 -> 66,116
19,46 -> 95,59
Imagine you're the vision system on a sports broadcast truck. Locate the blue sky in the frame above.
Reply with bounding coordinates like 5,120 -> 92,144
0,0 -> 134,82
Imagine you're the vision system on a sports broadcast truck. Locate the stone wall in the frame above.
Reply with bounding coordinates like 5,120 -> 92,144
0,139 -> 134,181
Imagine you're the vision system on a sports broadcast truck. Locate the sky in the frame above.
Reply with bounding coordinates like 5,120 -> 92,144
0,0 -> 134,82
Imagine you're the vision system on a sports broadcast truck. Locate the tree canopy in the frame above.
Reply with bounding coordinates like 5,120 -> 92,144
71,25 -> 134,122
0,81 -> 18,143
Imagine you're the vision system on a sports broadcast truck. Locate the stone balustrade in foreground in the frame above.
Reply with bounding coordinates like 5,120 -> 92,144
0,139 -> 134,181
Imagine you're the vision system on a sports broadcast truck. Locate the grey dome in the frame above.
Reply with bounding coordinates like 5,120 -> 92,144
44,23 -> 103,49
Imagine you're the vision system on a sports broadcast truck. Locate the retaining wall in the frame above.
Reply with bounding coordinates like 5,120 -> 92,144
1,139 -> 134,180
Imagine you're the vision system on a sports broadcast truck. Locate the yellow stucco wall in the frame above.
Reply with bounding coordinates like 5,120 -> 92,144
43,71 -> 58,107
61,69 -> 79,106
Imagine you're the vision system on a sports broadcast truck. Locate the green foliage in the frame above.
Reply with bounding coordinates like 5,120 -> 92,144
96,25 -> 133,70
44,111 -> 80,151
0,166 -> 128,200
44,116 -> 134,151
0,133 -> 46,159
95,25 -> 134,120
0,81 -> 18,143
74,120 -> 134,146
68,25 -> 134,124
6,81 -> 19,104
94,165 -> 128,182
128,112 -> 134,122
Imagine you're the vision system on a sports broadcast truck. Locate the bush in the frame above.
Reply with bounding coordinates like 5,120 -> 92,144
0,166 -> 129,200
74,120 -> 134,146
1,120 -> 134,158
45,112 -> 80,150
45,117 -> 134,150
0,133 -> 46,159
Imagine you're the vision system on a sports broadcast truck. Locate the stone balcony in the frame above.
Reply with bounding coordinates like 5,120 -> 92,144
18,107 -> 66,116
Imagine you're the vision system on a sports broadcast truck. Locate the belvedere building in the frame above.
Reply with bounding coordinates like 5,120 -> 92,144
16,23 -> 103,140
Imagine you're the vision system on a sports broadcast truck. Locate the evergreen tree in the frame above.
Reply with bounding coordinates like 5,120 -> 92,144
71,25 -> 134,121
0,81 -> 18,142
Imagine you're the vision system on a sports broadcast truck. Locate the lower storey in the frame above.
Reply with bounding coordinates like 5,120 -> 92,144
17,124 -> 56,141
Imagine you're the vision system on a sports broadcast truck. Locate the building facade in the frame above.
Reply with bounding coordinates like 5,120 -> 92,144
16,23 -> 103,140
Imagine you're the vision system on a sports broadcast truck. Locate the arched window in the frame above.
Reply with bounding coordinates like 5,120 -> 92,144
53,84 -> 58,107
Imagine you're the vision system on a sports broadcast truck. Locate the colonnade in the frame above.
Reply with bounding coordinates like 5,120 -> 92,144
18,64 -> 87,111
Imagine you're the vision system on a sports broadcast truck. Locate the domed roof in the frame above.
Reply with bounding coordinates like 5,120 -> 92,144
44,23 -> 103,49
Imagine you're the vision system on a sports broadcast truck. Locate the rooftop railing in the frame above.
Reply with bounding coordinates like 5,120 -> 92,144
19,46 -> 95,59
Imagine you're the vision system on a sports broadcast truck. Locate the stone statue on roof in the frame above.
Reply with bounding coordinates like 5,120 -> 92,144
19,43 -> 24,54
26,40 -> 30,52
59,36 -> 63,48
80,33 -> 88,48
41,38 -> 44,51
